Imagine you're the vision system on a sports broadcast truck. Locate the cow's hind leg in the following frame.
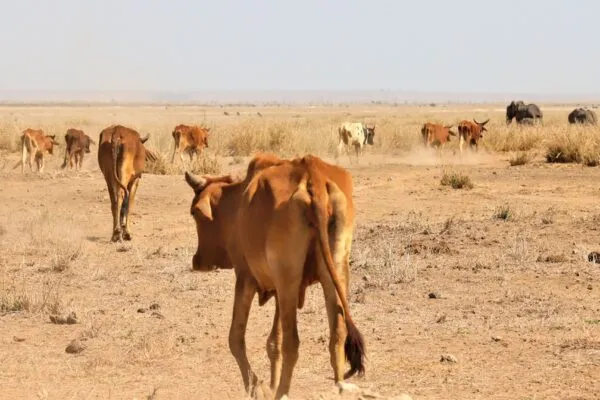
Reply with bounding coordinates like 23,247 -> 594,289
266,296 -> 283,391
229,273 -> 259,396
273,285 -> 301,399
122,176 -> 140,241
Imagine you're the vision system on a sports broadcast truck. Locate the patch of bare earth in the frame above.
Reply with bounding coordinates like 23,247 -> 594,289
0,105 -> 599,399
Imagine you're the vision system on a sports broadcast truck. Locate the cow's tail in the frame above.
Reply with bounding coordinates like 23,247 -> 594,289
111,135 -> 129,202
305,159 -> 365,379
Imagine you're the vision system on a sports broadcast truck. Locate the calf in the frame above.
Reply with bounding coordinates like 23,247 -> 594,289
61,128 -> 95,170
336,122 -> 375,162
421,122 -> 456,149
13,128 -> 60,174
457,119 -> 489,154
171,124 -> 210,164
97,125 -> 153,242
185,153 -> 365,399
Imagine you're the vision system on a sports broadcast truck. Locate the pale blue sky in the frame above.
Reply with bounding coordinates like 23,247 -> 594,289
0,0 -> 597,95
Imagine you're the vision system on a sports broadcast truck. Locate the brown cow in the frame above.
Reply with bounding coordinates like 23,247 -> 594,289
61,128 -> 95,170
421,122 -> 456,148
98,125 -> 154,242
171,124 -> 210,164
13,129 -> 60,174
457,119 -> 490,154
185,153 -> 365,399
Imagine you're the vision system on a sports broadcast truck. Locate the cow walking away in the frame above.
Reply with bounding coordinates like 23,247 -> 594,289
568,108 -> 597,125
506,101 -> 543,125
171,124 -> 210,164
184,153 -> 365,399
458,119 -> 489,155
421,122 -> 456,151
61,128 -> 95,170
336,122 -> 375,163
97,125 -> 155,242
13,128 -> 60,174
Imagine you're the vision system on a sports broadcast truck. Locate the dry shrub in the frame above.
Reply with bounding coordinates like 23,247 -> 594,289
494,205 -> 514,221
545,129 -> 600,165
440,171 -> 473,189
509,151 -> 532,166
0,276 -> 64,315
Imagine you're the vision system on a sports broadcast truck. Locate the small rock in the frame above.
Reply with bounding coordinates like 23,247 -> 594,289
588,251 -> 600,263
390,395 -> 414,400
428,291 -> 441,299
49,311 -> 78,325
149,302 -> 160,310
436,315 -> 447,323
151,311 -> 164,319
65,339 -> 85,354
440,354 -> 457,363
588,284 -> 593,290
358,388 -> 384,399
492,335 -> 502,342
137,308 -> 147,313
13,336 -> 25,342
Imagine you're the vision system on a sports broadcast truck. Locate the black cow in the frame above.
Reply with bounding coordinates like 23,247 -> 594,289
568,108 -> 597,125
506,101 -> 543,125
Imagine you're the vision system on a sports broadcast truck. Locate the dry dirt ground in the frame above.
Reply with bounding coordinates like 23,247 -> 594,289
1,106 -> 600,400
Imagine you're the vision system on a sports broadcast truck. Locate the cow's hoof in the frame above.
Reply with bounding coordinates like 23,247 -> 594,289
336,381 -> 359,394
122,231 -> 132,241
111,231 -> 122,242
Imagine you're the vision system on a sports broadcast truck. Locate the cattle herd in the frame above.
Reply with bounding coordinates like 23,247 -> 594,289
6,99 -> 599,398
421,100 -> 598,153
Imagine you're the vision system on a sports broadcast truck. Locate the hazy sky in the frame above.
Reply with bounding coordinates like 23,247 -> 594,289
0,0 -> 597,94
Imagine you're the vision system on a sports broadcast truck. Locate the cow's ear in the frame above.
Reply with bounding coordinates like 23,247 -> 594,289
196,196 -> 213,221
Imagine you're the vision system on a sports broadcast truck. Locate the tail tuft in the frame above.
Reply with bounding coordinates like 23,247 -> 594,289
344,317 -> 366,379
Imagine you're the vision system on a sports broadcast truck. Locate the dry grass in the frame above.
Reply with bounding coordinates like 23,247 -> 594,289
544,129 -> 600,165
440,171 -> 473,189
1,104 -> 599,170
509,151 -> 533,166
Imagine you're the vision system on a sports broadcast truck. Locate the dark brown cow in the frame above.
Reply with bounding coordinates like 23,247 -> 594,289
185,153 -> 365,399
457,119 -> 489,154
421,122 -> 456,148
61,128 -> 95,170
13,128 -> 60,174
171,124 -> 210,163
97,125 -> 154,242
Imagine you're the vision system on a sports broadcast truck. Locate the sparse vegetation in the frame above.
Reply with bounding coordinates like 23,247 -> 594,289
2,105 -> 600,399
494,205 -> 514,221
440,171 -> 473,189
509,151 -> 532,166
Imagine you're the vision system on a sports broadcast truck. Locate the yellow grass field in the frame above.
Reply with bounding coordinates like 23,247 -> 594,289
1,104 -> 600,400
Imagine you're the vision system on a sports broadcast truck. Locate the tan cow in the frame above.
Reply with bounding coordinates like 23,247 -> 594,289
13,128 -> 60,174
337,122 -> 376,163
457,119 -> 489,155
61,128 -> 95,170
421,122 -> 456,154
97,125 -> 154,242
171,124 -> 210,164
185,153 -> 365,399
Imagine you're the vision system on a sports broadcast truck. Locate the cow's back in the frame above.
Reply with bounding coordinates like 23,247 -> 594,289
98,125 -> 146,175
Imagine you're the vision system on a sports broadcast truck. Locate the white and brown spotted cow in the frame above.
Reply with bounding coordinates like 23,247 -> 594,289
336,122 -> 375,163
